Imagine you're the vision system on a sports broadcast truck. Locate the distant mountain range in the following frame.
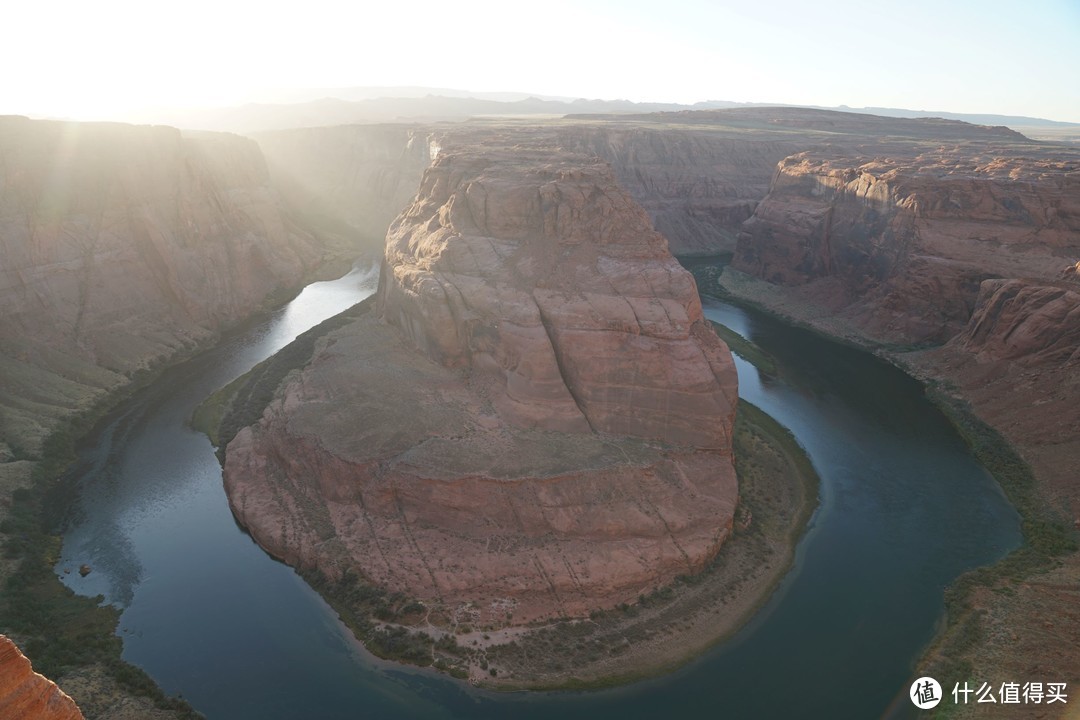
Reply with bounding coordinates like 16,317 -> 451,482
123,87 -> 1078,137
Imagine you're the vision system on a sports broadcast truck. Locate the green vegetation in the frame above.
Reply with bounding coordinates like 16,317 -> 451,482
259,398 -> 820,690
735,400 -> 820,539
479,399 -> 820,691
0,419 -> 201,718
301,569 -> 470,674
189,373 -> 249,448
709,321 -> 778,375
921,386 -> 1078,695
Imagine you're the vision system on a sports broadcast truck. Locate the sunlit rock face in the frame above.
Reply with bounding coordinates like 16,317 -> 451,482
0,635 -> 85,720
223,136 -> 739,626
959,279 -> 1080,364
0,116 -> 322,452
378,144 -> 738,448
734,147 -> 1080,345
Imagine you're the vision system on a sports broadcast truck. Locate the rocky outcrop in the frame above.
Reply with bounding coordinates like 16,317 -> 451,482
734,146 -> 1080,344
0,116 -> 323,454
959,279 -> 1080,364
378,145 -> 738,447
223,139 -> 739,626
0,635 -> 84,720
252,122 -> 800,258
729,135 -> 1080,501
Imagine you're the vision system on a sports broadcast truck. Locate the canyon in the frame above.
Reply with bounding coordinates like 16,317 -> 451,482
0,116 -> 333,460
221,136 -> 740,626
0,116 -> 346,720
0,105 -> 1077,714
725,129 -> 1080,509
717,116 -> 1080,704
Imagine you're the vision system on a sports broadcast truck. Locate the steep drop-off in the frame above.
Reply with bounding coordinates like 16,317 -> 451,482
734,144 -> 1080,345
0,116 -> 325,456
222,137 -> 739,626
728,134 -> 1080,504
554,124 -> 806,255
0,636 -> 84,720
725,129 -> 1080,706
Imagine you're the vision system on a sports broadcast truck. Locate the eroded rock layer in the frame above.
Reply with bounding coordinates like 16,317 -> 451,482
377,144 -> 738,448
0,116 -> 323,455
223,139 -> 739,625
0,635 -> 84,720
734,145 -> 1080,345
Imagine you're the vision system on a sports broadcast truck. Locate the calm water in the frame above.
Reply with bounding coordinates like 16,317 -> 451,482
56,269 -> 1020,719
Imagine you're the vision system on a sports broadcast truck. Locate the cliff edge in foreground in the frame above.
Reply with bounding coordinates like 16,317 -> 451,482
0,636 -> 84,720
221,136 -> 739,627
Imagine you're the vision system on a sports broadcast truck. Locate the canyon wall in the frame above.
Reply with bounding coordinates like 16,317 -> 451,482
222,137 -> 739,625
249,110 -> 1030,268
727,129 -> 1080,615
734,145 -> 1080,345
252,120 -> 810,259
0,636 -> 84,720
555,125 -> 805,255
0,116 -> 325,455
696,111 -> 1080,698
254,124 -> 433,255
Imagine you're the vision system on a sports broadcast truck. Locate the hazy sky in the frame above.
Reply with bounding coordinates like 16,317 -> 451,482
5,0 -> 1079,122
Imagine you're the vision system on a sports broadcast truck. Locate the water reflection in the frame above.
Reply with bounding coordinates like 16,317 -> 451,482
54,277 -> 1020,719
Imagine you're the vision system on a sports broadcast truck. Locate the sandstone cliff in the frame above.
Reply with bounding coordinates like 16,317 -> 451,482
222,138 -> 739,626
555,125 -> 807,255
734,144 -> 1080,344
249,110 -> 1029,267
0,635 -> 84,720
377,143 -> 738,447
0,116 -> 324,456
724,129 -> 1080,700
562,108 -> 1025,257
252,121 -> 795,258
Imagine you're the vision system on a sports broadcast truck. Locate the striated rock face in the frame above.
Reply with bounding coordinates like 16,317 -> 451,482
727,125 -> 1080,533
734,146 -> 1080,344
959,279 -> 1080,364
378,145 -> 737,448
0,116 -> 322,453
0,635 -> 84,720
253,122 -> 798,258
223,140 -> 739,625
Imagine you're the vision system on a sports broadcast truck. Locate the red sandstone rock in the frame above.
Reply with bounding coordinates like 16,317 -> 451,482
224,139 -> 739,626
959,279 -> 1080,364
379,145 -> 737,448
0,635 -> 84,720
734,146 -> 1080,345
0,116 -> 323,452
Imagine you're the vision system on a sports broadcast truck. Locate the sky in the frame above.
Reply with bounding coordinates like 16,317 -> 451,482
3,0 -> 1079,123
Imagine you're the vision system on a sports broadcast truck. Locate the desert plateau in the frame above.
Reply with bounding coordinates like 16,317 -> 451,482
1,3 -> 1078,719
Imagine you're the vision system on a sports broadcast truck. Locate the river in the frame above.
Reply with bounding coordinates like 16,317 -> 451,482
55,264 -> 1020,719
